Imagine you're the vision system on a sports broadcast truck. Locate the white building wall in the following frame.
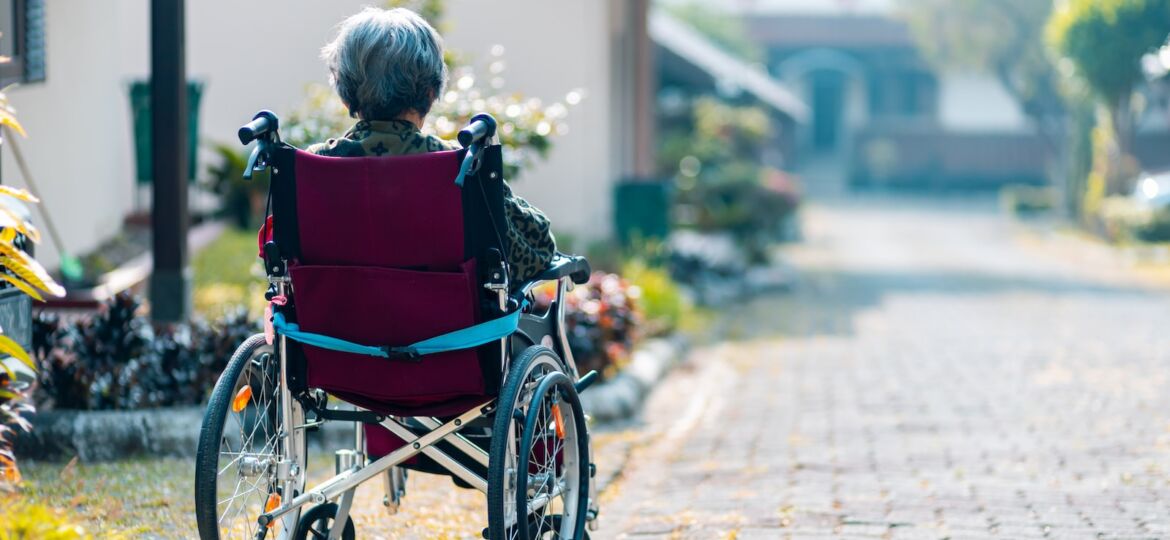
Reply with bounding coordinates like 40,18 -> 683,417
4,0 -> 613,269
937,73 -> 1030,133
443,0 -> 616,245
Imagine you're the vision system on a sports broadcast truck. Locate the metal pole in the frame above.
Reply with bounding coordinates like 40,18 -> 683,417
149,0 -> 190,322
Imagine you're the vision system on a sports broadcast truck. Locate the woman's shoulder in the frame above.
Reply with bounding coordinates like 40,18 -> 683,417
305,137 -> 367,157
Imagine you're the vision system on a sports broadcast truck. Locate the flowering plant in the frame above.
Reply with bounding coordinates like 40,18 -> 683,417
533,273 -> 642,379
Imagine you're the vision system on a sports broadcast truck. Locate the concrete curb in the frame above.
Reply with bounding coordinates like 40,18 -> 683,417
16,337 -> 686,462
16,406 -> 363,462
578,336 -> 687,424
17,406 -> 206,461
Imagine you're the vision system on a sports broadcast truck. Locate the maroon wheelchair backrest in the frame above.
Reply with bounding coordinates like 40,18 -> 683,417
291,149 -> 467,269
266,145 -> 509,417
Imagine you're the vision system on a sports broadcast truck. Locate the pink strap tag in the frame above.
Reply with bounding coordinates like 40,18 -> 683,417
263,303 -> 275,345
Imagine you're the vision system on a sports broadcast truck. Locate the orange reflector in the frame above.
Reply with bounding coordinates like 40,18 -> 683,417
551,403 -> 565,440
264,493 -> 281,528
231,385 -> 253,413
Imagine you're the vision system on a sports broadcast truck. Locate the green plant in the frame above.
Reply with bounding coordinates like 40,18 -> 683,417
532,273 -> 642,379
621,258 -> 692,336
1001,185 -> 1058,217
661,2 -> 764,63
205,143 -> 269,230
0,92 -> 66,487
1048,0 -> 1170,193
192,227 -> 266,319
660,96 -> 799,263
1097,195 -> 1152,242
33,293 -> 258,411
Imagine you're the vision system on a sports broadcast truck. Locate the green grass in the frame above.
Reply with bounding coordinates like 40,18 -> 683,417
14,457 -> 194,538
193,227 -> 267,320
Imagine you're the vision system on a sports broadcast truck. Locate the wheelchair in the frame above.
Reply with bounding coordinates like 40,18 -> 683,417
193,110 -> 599,540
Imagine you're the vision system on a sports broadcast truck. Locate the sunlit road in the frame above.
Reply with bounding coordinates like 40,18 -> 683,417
600,196 -> 1170,539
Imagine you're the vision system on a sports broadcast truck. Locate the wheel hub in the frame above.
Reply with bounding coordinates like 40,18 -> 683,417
238,455 -> 273,477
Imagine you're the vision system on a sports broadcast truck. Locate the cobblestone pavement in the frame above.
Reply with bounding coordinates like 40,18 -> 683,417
599,197 -> 1170,540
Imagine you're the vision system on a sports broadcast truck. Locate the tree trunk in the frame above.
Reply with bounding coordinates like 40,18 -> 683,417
1107,92 -> 1138,195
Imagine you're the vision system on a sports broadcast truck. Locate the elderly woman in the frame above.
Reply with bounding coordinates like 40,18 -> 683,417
309,7 -> 556,284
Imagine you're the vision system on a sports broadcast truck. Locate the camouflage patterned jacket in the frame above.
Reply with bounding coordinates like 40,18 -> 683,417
306,119 -> 556,285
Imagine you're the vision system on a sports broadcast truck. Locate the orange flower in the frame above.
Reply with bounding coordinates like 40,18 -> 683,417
0,454 -> 20,485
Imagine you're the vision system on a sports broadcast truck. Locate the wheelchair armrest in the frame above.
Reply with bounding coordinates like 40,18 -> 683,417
526,254 -> 592,288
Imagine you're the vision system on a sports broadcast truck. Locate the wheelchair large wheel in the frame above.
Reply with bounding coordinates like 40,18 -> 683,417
195,334 -> 307,540
487,346 -> 590,540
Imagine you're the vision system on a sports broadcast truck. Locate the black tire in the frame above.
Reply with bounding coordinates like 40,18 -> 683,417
293,503 -> 356,540
514,372 -> 589,540
486,346 -> 588,540
195,334 -> 305,540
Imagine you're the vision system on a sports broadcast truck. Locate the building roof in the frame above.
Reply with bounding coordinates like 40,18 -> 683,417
649,11 -> 809,123
745,15 -> 915,48
656,0 -> 894,16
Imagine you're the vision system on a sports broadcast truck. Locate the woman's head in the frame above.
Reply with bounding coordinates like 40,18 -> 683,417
322,7 -> 447,122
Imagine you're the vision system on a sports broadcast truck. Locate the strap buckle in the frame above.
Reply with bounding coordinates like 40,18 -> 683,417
382,347 -> 423,362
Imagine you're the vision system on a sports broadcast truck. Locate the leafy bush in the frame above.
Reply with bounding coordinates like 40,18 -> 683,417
661,97 -> 800,264
1094,195 -> 1170,243
534,273 -> 642,379
621,259 -> 691,336
0,181 -> 67,486
1001,185 -> 1058,217
192,227 -> 267,319
0,377 -> 32,485
32,293 -> 258,411
205,143 -> 269,230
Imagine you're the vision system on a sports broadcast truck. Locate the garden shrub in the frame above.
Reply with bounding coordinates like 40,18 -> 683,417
32,293 -> 258,411
621,259 -> 691,336
1096,195 -> 1170,243
1001,185 -> 1058,217
533,273 -> 642,379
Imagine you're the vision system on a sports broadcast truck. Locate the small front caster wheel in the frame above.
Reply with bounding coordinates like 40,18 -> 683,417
294,503 -> 356,540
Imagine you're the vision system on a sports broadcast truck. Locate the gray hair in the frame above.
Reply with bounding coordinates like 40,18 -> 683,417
322,7 -> 447,121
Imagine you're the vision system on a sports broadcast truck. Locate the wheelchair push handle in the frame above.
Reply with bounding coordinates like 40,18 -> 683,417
458,113 -> 497,148
238,110 -> 279,145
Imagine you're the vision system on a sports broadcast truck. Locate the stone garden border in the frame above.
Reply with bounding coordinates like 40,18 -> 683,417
16,337 -> 687,462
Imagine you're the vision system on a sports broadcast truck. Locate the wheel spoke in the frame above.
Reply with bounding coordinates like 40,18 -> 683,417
201,343 -> 300,539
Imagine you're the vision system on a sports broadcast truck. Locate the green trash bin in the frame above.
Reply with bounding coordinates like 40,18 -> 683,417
129,80 -> 204,184
614,180 -> 671,246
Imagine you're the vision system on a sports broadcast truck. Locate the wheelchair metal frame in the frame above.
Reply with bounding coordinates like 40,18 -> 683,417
256,275 -> 588,535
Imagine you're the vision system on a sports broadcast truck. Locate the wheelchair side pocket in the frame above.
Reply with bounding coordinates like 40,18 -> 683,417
288,260 -> 488,413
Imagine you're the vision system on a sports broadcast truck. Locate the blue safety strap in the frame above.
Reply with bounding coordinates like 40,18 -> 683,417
271,302 -> 525,361
273,312 -> 391,358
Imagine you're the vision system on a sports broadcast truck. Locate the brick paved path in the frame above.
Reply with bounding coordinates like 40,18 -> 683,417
600,198 -> 1170,540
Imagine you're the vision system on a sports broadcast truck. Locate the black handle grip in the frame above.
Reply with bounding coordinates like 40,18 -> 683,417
569,256 -> 591,285
458,113 -> 497,147
575,370 -> 599,394
239,110 -> 279,145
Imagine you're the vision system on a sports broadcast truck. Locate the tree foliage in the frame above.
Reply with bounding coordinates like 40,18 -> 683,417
1048,0 -> 1170,105
1048,0 -> 1170,194
899,0 -> 1066,143
661,2 -> 764,64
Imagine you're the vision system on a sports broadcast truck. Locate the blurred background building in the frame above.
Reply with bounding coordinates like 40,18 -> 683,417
0,0 -> 654,272
1,0 -> 1168,295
